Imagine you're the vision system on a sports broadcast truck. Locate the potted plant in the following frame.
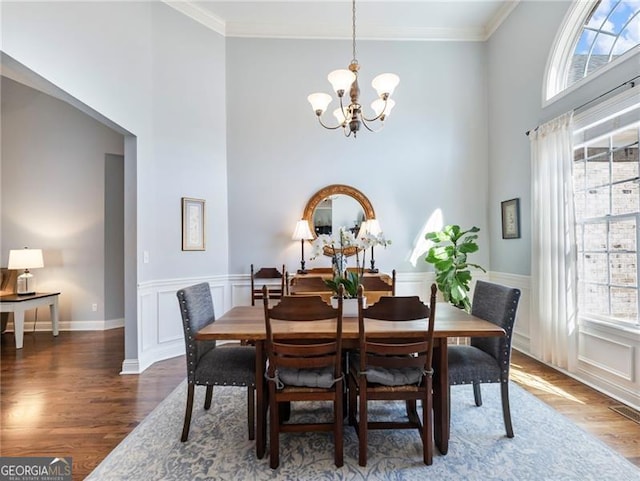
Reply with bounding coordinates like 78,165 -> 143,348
424,225 -> 486,312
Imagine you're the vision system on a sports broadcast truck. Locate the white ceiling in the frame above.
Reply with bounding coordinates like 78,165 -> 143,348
165,1 -> 521,41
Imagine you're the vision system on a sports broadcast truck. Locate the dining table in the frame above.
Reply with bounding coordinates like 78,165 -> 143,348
196,301 -> 505,459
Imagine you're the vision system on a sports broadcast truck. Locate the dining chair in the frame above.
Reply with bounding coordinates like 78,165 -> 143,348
349,284 -> 438,466
176,282 -> 256,442
263,285 -> 345,469
287,273 -> 333,301
448,280 -> 521,437
358,269 -> 396,304
251,264 -> 285,306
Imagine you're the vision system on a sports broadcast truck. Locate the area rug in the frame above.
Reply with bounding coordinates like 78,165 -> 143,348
86,382 -> 639,480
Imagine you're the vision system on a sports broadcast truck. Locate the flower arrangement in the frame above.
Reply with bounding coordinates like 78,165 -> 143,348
310,226 -> 391,298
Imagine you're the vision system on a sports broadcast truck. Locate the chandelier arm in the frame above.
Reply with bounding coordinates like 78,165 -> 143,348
361,97 -> 388,122
360,115 -> 385,133
317,116 -> 344,130
361,111 -> 385,123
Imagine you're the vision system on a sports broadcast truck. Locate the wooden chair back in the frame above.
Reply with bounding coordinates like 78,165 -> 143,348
357,283 -> 436,375
263,286 -> 343,380
251,264 -> 285,306
288,275 -> 332,293
359,269 -> 396,296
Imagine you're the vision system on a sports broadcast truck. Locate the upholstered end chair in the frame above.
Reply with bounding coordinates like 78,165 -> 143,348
177,282 -> 256,442
448,280 -> 521,437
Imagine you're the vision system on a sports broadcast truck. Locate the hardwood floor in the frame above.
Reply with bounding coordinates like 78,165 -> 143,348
1,329 -> 638,480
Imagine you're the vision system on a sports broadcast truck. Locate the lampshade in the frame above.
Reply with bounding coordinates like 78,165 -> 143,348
8,248 -> 44,269
327,69 -> 356,95
372,73 -> 400,98
367,218 -> 382,235
8,247 -> 44,295
292,220 -> 314,241
333,107 -> 347,124
371,98 -> 396,118
357,220 -> 370,238
357,219 -> 382,237
307,93 -> 333,114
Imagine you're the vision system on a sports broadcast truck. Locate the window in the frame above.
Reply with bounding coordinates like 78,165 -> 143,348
569,0 -> 640,86
545,1 -> 640,101
573,92 -> 640,328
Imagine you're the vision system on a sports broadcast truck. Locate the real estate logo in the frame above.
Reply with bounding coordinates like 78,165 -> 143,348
0,457 -> 72,481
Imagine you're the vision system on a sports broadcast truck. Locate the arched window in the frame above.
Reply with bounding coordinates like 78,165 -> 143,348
544,0 -> 639,102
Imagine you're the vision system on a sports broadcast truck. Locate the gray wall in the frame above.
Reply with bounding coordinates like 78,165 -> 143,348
1,1 -> 229,283
105,153 -> 124,321
226,38 -> 490,275
1,2 -> 228,357
487,0 -> 639,275
0,77 -> 124,324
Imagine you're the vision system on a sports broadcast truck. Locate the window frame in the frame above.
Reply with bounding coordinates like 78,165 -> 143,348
543,0 -> 640,106
572,86 -> 640,330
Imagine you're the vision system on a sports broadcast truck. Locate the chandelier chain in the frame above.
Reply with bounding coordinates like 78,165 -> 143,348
351,0 -> 357,64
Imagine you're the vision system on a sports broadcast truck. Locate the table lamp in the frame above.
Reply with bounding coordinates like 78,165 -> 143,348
8,247 -> 44,295
292,220 -> 314,274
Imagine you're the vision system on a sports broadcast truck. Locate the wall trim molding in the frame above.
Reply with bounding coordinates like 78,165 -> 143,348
3,318 -> 124,332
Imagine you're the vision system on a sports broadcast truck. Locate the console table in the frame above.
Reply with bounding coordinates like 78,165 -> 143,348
0,292 -> 60,349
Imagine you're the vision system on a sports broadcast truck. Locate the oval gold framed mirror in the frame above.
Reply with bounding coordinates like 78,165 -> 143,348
302,184 -> 375,257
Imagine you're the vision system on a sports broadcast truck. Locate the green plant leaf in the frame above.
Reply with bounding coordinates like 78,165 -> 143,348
423,224 -> 484,310
458,243 -> 479,254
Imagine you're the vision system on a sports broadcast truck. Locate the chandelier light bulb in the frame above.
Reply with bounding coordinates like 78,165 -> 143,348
307,92 -> 333,115
372,73 -> 400,99
327,69 -> 356,96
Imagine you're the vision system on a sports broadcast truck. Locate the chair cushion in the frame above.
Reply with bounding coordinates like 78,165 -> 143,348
277,366 -> 336,389
448,344 -> 501,385
194,345 -> 256,386
350,354 -> 424,386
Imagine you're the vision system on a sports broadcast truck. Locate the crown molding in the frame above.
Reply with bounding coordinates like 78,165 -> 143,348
225,23 -> 489,42
165,1 -> 516,42
484,0 -> 520,40
163,1 -> 226,36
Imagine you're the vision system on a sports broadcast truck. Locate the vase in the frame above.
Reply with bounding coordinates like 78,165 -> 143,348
331,297 -> 366,317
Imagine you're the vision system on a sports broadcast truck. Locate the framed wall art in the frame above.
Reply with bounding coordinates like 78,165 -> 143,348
182,197 -> 206,251
501,198 -> 521,239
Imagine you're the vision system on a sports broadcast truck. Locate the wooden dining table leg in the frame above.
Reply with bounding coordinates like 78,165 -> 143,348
255,340 -> 267,459
433,339 -> 449,455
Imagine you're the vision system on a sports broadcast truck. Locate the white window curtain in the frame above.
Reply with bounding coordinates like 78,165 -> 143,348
530,112 -> 578,370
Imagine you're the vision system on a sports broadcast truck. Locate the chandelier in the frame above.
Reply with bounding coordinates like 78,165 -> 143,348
307,0 -> 399,138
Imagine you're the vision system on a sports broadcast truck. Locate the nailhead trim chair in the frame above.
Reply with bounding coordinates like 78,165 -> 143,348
177,282 -> 256,442
448,280 -> 521,437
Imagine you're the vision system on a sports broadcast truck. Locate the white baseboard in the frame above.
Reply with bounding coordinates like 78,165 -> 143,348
3,318 -> 125,332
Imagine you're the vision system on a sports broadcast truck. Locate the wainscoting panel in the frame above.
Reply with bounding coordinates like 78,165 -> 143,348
139,289 -> 157,353
578,329 -> 635,381
157,289 -> 184,344
134,276 -> 230,374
